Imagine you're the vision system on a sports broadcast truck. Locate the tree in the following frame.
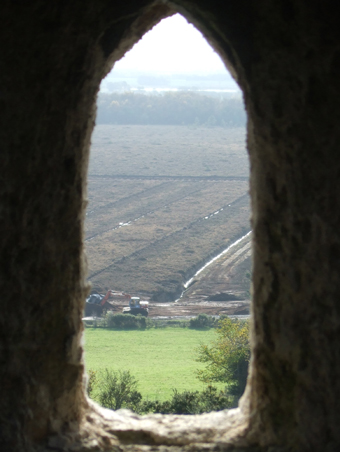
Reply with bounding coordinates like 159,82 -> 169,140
94,369 -> 142,411
96,91 -> 246,127
196,318 -> 250,403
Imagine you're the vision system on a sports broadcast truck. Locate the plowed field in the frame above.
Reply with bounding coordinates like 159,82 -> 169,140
85,125 -> 251,305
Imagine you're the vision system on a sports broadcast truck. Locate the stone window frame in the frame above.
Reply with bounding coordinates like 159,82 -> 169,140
74,5 -> 259,452
2,1 -> 336,451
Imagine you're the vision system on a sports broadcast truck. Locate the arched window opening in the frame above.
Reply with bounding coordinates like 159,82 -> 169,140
84,13 -> 251,414
2,2 -> 337,451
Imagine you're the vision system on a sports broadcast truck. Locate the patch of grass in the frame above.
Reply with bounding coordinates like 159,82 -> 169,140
84,327 -> 223,401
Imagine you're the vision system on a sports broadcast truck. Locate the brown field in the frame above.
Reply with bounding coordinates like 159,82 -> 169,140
85,125 -> 251,303
89,125 -> 248,177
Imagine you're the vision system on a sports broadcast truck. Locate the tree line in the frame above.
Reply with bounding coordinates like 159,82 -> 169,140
96,91 -> 246,127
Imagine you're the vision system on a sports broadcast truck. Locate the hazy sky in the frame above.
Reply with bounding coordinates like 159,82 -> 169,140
111,14 -> 227,75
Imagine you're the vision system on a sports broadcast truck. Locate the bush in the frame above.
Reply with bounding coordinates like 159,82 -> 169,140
198,385 -> 232,412
145,317 -> 155,329
94,369 -> 142,411
138,399 -> 172,415
91,368 -> 232,415
189,314 -> 215,329
105,311 -> 116,328
165,320 -> 182,327
105,312 -> 146,330
170,386 -> 231,414
168,389 -> 202,414
137,386 -> 232,415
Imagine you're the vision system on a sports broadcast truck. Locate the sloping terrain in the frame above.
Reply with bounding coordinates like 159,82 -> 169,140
85,125 -> 250,301
177,232 -> 252,315
98,234 -> 252,318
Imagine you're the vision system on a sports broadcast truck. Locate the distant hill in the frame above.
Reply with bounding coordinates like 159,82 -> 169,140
96,91 -> 246,127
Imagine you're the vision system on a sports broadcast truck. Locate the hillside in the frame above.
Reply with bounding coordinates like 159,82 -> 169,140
85,125 -> 250,302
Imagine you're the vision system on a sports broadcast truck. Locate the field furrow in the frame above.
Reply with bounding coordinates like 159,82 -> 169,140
85,125 -> 250,301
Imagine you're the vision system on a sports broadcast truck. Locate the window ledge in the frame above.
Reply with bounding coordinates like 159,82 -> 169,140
46,399 -> 261,452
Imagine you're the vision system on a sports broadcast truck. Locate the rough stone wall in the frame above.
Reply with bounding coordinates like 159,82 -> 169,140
0,1 -> 172,448
0,1 -> 339,451
238,4 -> 340,449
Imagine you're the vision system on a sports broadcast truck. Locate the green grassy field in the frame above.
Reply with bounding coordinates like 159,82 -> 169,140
84,327 -> 222,401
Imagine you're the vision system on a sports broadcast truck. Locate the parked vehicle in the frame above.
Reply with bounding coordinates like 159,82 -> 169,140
84,290 -> 113,316
122,297 -> 149,317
